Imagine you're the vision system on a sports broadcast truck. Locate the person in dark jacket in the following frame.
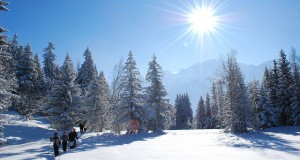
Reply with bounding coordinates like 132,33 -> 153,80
53,132 -> 61,157
79,122 -> 84,134
61,131 -> 69,152
68,128 -> 78,149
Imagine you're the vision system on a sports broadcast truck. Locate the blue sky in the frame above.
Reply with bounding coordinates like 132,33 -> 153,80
1,0 -> 300,79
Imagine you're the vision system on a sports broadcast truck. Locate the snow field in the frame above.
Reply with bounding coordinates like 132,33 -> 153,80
1,112 -> 300,160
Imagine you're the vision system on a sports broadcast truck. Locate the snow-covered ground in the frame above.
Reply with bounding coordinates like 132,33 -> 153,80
1,112 -> 300,160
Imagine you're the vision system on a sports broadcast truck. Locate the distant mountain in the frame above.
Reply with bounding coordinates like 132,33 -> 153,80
163,59 -> 273,111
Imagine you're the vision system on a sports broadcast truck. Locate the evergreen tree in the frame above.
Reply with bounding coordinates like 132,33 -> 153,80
145,55 -> 172,131
204,93 -> 211,129
114,51 -> 145,131
175,93 -> 193,129
45,54 -> 81,131
0,0 -> 10,109
43,42 -> 57,86
223,51 -> 248,133
195,96 -> 205,129
15,44 -> 39,117
277,49 -> 293,125
269,60 -> 279,109
75,47 -> 97,95
210,82 -> 218,128
9,34 -> 18,60
247,79 -> 260,129
0,1 -> 16,145
216,80 -> 225,128
34,53 -> 47,112
84,71 -> 110,132
257,85 -> 278,129
291,60 -> 300,125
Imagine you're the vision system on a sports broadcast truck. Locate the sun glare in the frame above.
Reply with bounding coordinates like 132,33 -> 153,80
188,7 -> 217,35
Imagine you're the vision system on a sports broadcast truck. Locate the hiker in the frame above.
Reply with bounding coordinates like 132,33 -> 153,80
53,132 -> 61,157
61,131 -> 69,152
79,122 -> 84,134
68,128 -> 78,149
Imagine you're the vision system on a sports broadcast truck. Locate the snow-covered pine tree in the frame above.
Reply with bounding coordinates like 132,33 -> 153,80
175,94 -> 183,129
84,71 -> 110,132
75,47 -> 97,96
9,34 -> 18,60
43,42 -> 57,88
15,44 -> 39,117
261,67 -> 279,128
0,3 -> 13,112
34,53 -> 47,114
45,53 -> 81,131
114,51 -> 145,132
204,93 -> 212,129
0,0 -> 17,145
269,60 -> 279,108
216,79 -> 225,128
184,93 -> 193,128
145,55 -> 172,131
277,49 -> 293,125
290,49 -> 300,125
195,96 -> 205,129
210,82 -> 218,128
247,79 -> 260,129
223,51 -> 248,133
257,84 -> 278,129
175,93 -> 193,129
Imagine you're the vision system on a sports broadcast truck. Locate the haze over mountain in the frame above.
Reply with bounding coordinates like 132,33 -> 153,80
163,59 -> 274,111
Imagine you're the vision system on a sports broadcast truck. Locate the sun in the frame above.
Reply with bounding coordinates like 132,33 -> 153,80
188,6 -> 217,35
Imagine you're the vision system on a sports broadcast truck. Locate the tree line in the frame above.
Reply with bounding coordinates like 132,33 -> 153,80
174,49 -> 300,133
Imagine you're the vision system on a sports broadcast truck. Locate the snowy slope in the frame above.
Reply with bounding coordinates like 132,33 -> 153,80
0,111 -> 55,160
1,111 -> 300,160
163,60 -> 273,111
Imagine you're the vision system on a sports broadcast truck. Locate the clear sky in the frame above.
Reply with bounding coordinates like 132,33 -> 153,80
1,0 -> 300,80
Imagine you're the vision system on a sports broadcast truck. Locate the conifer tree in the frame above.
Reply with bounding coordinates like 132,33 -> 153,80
145,55 -> 172,131
195,96 -> 205,129
216,80 -> 225,128
9,34 -> 18,60
175,93 -> 193,129
204,93 -> 211,128
270,60 -> 279,109
257,85 -> 278,129
223,51 -> 248,133
45,54 -> 81,131
43,42 -> 57,87
290,52 -> 300,125
34,53 -> 47,109
114,51 -> 145,131
84,72 -> 110,132
277,50 -> 293,125
210,82 -> 218,128
0,0 -> 13,145
75,47 -> 97,96
15,44 -> 39,117
247,79 -> 260,129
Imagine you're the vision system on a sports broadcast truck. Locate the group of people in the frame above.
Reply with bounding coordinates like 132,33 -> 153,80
52,128 -> 78,157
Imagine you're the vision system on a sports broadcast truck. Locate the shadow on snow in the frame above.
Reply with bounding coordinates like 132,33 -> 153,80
221,126 -> 300,153
73,131 -> 166,152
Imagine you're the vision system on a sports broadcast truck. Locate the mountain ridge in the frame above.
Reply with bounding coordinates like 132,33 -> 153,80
163,59 -> 273,111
